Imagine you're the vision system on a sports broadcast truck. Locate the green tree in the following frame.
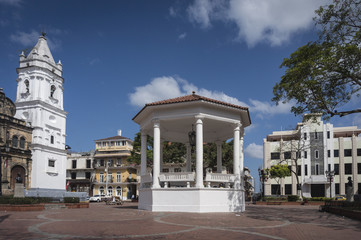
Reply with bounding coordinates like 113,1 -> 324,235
128,132 -> 153,165
273,0 -> 361,119
269,164 -> 291,195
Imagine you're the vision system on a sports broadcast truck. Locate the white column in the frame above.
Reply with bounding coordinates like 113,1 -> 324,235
216,141 -> 222,173
195,118 -> 204,188
233,123 -> 240,176
140,131 -> 147,176
186,143 -> 192,172
240,131 -> 244,176
160,139 -> 164,172
152,120 -> 161,188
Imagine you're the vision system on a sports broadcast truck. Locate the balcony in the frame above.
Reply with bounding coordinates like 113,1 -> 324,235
304,175 -> 328,184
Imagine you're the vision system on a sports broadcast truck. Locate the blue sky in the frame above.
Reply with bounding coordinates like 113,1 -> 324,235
1,0 -> 360,191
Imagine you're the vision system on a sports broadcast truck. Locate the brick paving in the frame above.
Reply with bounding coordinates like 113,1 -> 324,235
0,202 -> 360,240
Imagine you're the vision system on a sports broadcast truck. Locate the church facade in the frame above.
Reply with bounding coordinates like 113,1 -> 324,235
14,35 -> 68,193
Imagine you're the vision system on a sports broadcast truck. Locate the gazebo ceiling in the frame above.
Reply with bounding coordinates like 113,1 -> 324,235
133,93 -> 251,143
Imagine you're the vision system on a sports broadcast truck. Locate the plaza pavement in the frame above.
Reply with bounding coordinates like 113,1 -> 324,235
0,202 -> 360,240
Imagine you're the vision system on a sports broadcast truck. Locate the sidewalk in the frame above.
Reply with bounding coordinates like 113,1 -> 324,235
1,202 -> 360,239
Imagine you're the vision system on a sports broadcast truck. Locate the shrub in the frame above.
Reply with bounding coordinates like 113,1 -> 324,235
63,197 -> 79,203
0,196 -> 53,204
287,195 -> 300,202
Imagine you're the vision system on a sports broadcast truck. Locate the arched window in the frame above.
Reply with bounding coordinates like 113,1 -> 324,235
24,80 -> 29,93
20,137 -> 26,149
108,186 -> 113,196
12,135 -> 18,148
50,135 -> 54,144
116,186 -> 121,196
99,186 -> 104,195
50,85 -> 56,98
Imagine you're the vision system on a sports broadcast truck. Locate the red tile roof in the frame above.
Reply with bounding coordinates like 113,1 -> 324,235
147,93 -> 248,110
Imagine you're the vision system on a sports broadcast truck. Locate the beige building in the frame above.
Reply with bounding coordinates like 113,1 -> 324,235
0,88 -> 32,195
93,130 -> 136,200
263,114 -> 361,198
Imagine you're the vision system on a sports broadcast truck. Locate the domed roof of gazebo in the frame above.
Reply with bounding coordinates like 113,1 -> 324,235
133,92 -> 251,143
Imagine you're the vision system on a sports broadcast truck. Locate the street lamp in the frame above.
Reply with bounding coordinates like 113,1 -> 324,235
258,168 -> 269,201
325,170 -> 335,199
0,142 -> 10,196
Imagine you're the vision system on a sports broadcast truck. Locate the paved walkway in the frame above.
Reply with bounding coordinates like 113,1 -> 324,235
0,202 -> 360,240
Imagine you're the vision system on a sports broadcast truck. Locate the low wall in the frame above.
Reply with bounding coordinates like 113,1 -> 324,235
0,202 -> 89,211
255,201 -> 323,206
326,207 -> 361,221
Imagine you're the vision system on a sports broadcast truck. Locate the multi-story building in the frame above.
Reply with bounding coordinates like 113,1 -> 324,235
263,114 -> 361,198
0,88 -> 32,195
66,151 -> 95,196
93,130 -> 136,200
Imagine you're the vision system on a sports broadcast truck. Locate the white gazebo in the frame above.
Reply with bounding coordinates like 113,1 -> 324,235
132,92 -> 251,212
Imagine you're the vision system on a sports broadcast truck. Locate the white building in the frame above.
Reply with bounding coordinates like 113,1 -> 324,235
15,34 -> 68,196
263,114 -> 361,198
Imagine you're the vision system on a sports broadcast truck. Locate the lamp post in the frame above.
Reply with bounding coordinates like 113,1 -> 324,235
325,170 -> 335,199
258,168 -> 269,201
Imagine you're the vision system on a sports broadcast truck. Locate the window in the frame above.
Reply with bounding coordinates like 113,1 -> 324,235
20,137 -> 25,149
50,135 -> 54,144
50,85 -> 56,97
304,164 -> 308,176
297,165 -> 301,176
48,159 -> 55,167
271,152 -> 280,160
85,172 -> 91,179
24,80 -> 29,93
304,133 -> 307,140
108,186 -> 113,196
327,150 -> 330,158
344,149 -> 352,157
163,168 -> 169,173
334,149 -> 339,157
72,160 -> 77,169
327,131 -> 330,139
100,186 -> 104,195
345,163 -> 352,174
328,164 -> 331,172
359,183 -> 361,195
335,183 -> 340,195
285,184 -> 292,195
284,152 -> 291,159
358,163 -> 361,174
108,172 -> 113,183
100,159 -> 105,167
12,135 -> 18,148
117,172 -> 121,182
297,151 -> 301,158
358,148 -> 361,156
116,186 -> 121,196
334,164 -> 339,175
108,159 -> 113,167
86,159 -> 91,168
174,168 -> 181,172
304,151 -> 307,158
271,184 -> 281,195
315,164 -> 320,175
71,172 -> 76,179
100,173 -> 104,183
314,132 -> 318,139
315,150 -> 319,159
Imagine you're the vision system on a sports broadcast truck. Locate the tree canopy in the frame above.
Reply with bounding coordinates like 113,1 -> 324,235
273,0 -> 361,119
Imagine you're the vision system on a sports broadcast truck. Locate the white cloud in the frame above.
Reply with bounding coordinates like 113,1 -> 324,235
244,143 -> 263,159
10,30 -> 62,51
129,76 -> 249,108
186,0 -> 329,47
0,0 -> 22,7
178,32 -> 187,39
249,99 -> 293,119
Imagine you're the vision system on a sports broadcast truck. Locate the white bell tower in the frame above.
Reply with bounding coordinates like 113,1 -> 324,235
15,34 -> 67,192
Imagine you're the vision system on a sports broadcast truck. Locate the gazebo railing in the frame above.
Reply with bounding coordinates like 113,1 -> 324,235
205,173 -> 236,188
159,172 -> 195,188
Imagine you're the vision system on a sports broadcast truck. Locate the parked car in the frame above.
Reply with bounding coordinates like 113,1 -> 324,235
89,195 -> 102,202
334,195 -> 346,201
